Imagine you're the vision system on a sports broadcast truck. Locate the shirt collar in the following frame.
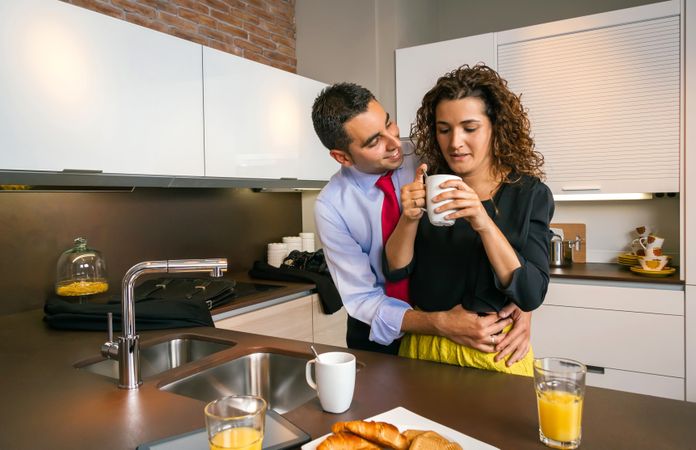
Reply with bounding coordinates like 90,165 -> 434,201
344,164 -> 404,193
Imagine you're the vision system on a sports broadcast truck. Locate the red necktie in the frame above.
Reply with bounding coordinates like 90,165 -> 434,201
375,171 -> 410,303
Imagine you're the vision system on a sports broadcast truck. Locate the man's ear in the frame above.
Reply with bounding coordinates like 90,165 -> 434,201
329,149 -> 353,167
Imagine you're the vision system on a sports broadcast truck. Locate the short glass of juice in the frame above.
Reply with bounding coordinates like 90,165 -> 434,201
204,395 -> 267,450
533,357 -> 586,449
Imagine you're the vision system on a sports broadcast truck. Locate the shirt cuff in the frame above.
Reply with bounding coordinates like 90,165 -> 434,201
368,298 -> 411,345
492,249 -> 525,294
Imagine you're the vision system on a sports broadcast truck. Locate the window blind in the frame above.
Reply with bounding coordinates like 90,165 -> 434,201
498,16 -> 680,192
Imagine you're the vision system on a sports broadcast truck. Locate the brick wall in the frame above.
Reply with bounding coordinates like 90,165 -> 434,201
61,0 -> 296,73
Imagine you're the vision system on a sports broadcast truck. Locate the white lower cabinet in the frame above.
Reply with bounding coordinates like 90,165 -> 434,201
311,294 -> 347,348
532,282 -> 685,400
214,294 -> 347,347
215,296 -> 314,342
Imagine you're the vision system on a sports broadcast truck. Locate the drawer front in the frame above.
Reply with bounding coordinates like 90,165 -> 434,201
546,282 -> 684,315
586,368 -> 684,401
532,304 -> 684,377
215,296 -> 313,342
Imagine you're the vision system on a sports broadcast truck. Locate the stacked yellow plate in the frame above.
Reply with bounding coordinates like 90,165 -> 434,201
617,253 -> 639,267
630,266 -> 677,277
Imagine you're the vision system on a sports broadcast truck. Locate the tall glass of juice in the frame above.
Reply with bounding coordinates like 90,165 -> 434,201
204,395 -> 267,450
534,357 -> 586,449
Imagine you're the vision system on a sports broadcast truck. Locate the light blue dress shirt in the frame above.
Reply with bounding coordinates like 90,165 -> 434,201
314,151 -> 418,345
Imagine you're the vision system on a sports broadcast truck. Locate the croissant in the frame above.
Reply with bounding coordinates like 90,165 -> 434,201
317,431 -> 381,450
331,421 -> 409,450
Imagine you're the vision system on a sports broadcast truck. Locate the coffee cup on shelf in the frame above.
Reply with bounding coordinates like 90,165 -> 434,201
645,234 -> 665,248
634,225 -> 653,237
638,255 -> 668,271
644,246 -> 664,258
637,234 -> 665,258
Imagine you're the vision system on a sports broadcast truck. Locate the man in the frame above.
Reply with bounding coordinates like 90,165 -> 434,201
312,82 -> 531,363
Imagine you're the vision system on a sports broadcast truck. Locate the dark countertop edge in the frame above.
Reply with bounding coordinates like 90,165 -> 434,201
549,262 -> 684,286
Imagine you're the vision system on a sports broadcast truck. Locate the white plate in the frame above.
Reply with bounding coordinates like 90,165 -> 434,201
301,406 -> 498,450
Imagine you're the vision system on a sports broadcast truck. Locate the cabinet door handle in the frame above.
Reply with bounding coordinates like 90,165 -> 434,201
561,185 -> 601,191
586,365 -> 605,374
61,168 -> 103,174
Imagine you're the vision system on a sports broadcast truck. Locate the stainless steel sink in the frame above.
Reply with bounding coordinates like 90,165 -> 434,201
159,352 -> 316,414
76,336 -> 234,379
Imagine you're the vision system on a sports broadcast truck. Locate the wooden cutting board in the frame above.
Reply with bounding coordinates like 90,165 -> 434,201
550,223 -> 587,263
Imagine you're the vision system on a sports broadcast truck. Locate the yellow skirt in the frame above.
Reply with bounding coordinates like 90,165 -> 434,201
398,330 -> 534,377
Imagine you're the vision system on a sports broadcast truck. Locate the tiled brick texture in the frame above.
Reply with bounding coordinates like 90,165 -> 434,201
60,0 -> 296,72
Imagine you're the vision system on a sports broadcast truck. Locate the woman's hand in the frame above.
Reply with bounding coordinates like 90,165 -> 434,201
433,179 -> 493,232
400,163 -> 428,221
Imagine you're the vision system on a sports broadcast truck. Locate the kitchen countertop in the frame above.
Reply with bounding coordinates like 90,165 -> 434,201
2,306 -> 695,449
550,262 -> 683,285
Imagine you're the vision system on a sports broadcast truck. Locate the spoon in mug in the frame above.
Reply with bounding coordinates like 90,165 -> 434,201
310,345 -> 323,362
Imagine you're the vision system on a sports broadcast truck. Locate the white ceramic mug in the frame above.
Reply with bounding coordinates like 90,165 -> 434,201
425,174 -> 462,227
305,351 -> 356,413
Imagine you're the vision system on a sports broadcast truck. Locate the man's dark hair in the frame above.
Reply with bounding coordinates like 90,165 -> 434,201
311,82 -> 375,151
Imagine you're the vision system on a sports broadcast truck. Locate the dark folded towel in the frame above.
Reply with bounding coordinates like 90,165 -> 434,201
110,277 -> 237,310
44,296 -> 214,331
248,261 -> 343,314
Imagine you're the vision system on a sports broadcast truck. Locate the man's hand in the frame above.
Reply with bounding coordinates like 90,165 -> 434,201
433,305 -> 512,352
493,303 -> 532,366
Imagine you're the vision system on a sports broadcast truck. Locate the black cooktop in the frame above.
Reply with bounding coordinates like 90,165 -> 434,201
227,281 -> 282,299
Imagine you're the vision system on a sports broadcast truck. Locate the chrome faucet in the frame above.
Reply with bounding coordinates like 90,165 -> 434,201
101,258 -> 228,389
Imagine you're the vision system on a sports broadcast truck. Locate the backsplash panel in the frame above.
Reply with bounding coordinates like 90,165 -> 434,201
0,188 -> 302,315
552,196 -> 680,264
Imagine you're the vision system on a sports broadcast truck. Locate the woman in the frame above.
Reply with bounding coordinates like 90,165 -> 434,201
384,64 -> 554,376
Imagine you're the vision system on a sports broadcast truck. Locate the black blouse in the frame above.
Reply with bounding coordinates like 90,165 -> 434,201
384,175 -> 555,313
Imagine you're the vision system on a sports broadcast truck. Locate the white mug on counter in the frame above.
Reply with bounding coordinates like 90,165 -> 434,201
425,174 -> 462,226
305,351 -> 356,413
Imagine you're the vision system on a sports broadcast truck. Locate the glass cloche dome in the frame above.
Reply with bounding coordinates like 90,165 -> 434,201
55,237 -> 108,297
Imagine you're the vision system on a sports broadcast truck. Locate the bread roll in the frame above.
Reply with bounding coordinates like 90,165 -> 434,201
408,431 -> 462,450
402,429 -> 427,445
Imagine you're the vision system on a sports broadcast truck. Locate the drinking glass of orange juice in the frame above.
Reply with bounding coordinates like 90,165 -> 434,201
534,357 -> 586,449
204,395 -> 267,450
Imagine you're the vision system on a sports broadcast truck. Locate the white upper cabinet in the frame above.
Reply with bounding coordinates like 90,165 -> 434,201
0,0 -> 204,176
395,33 -> 496,138
497,1 -> 680,195
203,47 -> 333,181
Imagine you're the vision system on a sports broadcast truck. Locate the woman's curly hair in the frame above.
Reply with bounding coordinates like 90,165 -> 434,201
410,64 -> 545,182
